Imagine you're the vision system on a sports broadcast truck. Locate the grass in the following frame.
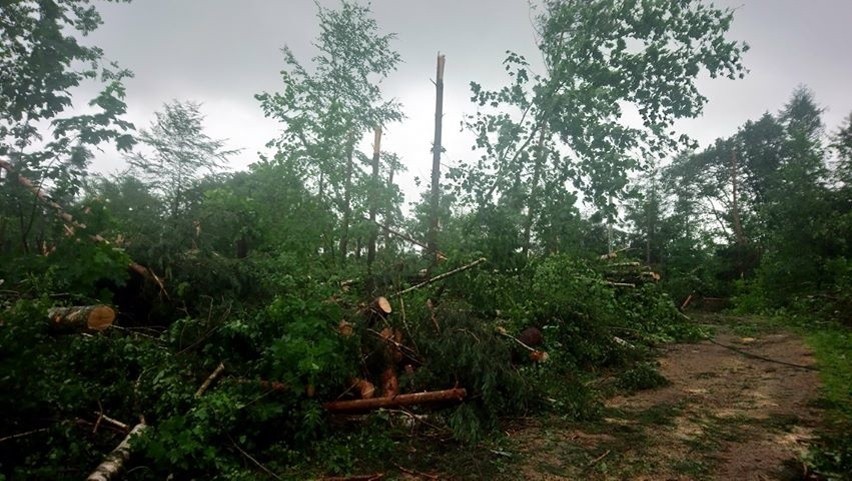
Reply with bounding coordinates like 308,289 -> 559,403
797,321 -> 852,480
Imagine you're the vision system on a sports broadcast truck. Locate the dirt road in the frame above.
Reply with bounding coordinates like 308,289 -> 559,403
510,321 -> 821,480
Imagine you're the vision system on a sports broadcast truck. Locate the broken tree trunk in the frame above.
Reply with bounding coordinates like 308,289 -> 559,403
48,305 -> 115,332
86,421 -> 147,481
367,126 -> 382,270
323,388 -> 466,413
426,54 -> 446,269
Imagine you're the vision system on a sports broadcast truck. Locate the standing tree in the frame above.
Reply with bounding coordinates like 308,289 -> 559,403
456,0 -> 747,255
127,101 -> 237,223
257,0 -> 403,264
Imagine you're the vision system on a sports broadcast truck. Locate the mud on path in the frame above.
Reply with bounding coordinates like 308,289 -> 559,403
508,320 -> 821,480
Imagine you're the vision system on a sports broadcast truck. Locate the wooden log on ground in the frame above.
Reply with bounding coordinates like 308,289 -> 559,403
86,421 -> 146,481
48,305 -> 115,332
323,388 -> 466,413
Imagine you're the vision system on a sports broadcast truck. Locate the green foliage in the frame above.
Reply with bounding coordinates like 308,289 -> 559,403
615,362 -> 670,394
0,0 -> 135,258
798,322 -> 852,480
127,100 -> 238,221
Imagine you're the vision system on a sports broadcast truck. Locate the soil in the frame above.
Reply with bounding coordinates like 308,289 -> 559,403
507,318 -> 822,480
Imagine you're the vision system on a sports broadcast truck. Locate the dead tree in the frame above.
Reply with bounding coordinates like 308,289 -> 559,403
426,54 -> 445,268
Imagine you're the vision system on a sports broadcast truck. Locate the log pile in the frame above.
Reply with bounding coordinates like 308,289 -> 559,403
327,295 -> 468,414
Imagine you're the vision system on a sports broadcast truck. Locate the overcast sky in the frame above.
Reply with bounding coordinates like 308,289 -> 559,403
79,0 -> 852,204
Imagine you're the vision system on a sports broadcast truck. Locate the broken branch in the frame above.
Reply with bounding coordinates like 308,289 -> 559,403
393,258 -> 486,297
195,362 -> 226,398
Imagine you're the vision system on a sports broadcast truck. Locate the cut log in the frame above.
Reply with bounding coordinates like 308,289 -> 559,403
338,320 -> 354,337
529,350 -> 550,363
48,305 -> 115,332
380,367 -> 399,398
86,421 -> 146,481
323,388 -> 466,413
371,297 -> 392,316
351,378 -> 376,399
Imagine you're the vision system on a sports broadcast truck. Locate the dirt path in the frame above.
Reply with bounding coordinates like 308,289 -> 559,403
509,322 -> 821,480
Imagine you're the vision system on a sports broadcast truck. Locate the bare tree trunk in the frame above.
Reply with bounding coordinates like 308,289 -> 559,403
367,126 -> 382,269
522,127 -> 547,256
427,54 -> 446,269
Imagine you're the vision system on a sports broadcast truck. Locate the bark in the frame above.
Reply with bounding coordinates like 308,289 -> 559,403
323,388 -> 466,413
427,54 -> 446,267
48,305 -> 115,332
86,422 -> 147,481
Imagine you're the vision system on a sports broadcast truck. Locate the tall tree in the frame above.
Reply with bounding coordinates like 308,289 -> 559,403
127,101 -> 237,223
256,0 -> 403,264
456,0 -> 747,255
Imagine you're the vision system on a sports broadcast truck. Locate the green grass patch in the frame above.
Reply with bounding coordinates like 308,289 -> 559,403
799,322 -> 852,480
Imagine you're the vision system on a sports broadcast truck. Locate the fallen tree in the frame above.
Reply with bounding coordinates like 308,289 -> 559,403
86,420 -> 147,481
323,388 -> 467,413
0,159 -> 166,293
48,305 -> 115,333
